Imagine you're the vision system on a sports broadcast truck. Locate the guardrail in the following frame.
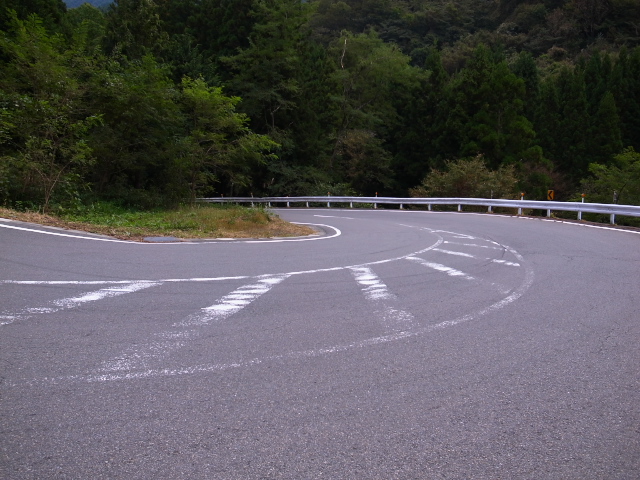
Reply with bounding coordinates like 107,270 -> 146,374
198,196 -> 640,224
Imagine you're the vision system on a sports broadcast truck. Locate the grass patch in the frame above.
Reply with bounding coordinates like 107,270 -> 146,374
0,203 -> 316,241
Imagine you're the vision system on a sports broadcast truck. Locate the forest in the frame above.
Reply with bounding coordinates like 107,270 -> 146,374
1,0 -> 639,212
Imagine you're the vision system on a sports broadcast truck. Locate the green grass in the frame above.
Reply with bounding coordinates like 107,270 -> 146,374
0,202 -> 315,240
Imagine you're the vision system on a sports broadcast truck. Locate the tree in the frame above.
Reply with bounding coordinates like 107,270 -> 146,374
591,90 -> 623,164
64,3 -> 106,55
103,0 -> 168,60
555,66 -> 592,181
0,0 -> 67,33
409,154 -> 520,200
223,0 -> 313,135
328,30 -> 419,193
510,51 -> 540,121
610,47 -> 640,151
222,0 -> 336,195
84,55 -> 184,206
389,47 -> 449,194
581,147 -> 640,206
177,77 -> 278,199
449,45 -> 537,168
0,13 -> 100,210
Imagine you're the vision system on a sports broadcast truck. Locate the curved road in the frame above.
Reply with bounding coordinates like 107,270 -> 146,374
1,209 -> 638,479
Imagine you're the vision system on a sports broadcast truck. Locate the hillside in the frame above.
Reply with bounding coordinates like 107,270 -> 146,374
1,0 -> 639,214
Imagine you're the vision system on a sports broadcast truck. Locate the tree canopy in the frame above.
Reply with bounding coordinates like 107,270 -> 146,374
1,0 -> 639,211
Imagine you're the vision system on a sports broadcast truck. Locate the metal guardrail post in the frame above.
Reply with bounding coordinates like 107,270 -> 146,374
518,193 -> 524,215
578,194 -> 584,220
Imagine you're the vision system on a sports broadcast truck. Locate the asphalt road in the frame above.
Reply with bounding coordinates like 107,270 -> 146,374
1,209 -> 639,479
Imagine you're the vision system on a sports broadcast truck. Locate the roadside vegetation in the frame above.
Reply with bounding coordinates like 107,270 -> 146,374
2,0 -> 640,225
0,203 -> 315,240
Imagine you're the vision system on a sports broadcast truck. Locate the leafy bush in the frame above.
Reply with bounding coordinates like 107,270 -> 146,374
580,147 -> 640,206
409,154 -> 520,199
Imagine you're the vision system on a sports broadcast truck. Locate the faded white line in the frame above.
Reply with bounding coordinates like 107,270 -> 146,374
444,241 -> 502,250
101,337 -> 196,372
314,215 -> 355,220
433,248 -> 520,267
432,248 -> 475,258
405,257 -> 475,280
491,259 -> 520,267
0,222 -> 135,243
0,281 -> 159,326
1,276 -> 249,285
349,266 -> 414,332
397,209 -> 640,236
53,282 -> 159,308
1,230 -> 444,287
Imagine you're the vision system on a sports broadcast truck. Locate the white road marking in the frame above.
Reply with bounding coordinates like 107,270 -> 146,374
432,248 -> 520,267
397,209 -> 640,236
432,248 -> 475,258
0,222 -> 134,243
349,266 -> 414,332
0,281 -> 159,326
52,282 -> 159,307
0,277 -> 249,285
99,275 -> 291,372
491,259 -> 520,267
3,222 -> 535,386
443,241 -> 502,250
314,215 -> 355,220
405,257 -> 475,280
350,266 -> 394,301
38,248 -> 534,385
179,275 -> 290,327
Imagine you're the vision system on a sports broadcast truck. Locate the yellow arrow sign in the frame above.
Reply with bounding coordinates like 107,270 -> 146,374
547,190 -> 555,201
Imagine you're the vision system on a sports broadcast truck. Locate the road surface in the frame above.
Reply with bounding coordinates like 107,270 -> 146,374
1,209 -> 639,479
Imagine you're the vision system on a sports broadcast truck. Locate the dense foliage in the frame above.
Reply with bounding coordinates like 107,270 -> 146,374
1,0 -> 639,211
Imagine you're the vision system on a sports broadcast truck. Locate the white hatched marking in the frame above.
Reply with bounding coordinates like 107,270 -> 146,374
186,274 -> 290,325
7,234 -> 536,386
432,248 -> 475,258
48,255 -> 534,385
349,267 -> 414,331
444,241 -> 502,250
491,259 -> 520,267
350,266 -> 394,301
405,257 -> 475,280
433,248 -> 520,267
0,281 -> 159,326
100,275 -> 291,373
